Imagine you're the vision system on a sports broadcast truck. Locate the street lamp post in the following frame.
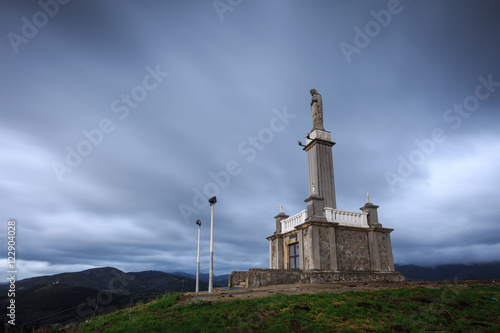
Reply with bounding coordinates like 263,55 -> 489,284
208,196 -> 217,293
195,219 -> 201,293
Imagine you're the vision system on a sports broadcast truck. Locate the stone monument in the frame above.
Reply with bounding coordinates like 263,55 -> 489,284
310,89 -> 325,131
229,90 -> 404,288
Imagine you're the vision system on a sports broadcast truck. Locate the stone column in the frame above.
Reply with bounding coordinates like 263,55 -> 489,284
298,228 -> 305,270
367,231 -> 381,271
268,241 -> 272,269
361,200 -> 383,271
266,235 -> 285,269
385,233 -> 396,271
328,227 -> 338,271
276,237 -> 284,269
311,225 -> 321,269
304,129 -> 337,210
269,210 -> 288,269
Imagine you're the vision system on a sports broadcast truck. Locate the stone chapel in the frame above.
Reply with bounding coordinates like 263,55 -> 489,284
229,90 -> 404,288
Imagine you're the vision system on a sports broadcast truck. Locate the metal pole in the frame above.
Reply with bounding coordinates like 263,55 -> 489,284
208,204 -> 214,293
196,223 -> 201,293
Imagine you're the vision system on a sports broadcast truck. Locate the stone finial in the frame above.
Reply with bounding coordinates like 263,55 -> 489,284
367,192 -> 370,203
360,200 -> 382,228
274,209 -> 289,234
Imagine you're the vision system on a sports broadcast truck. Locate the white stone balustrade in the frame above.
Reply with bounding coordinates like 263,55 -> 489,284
324,207 -> 368,227
280,210 -> 308,234
280,208 -> 368,234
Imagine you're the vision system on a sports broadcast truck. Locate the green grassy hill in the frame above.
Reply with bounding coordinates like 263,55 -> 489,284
58,284 -> 499,332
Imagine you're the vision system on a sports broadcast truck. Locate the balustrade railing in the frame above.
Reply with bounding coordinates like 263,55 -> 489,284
280,210 -> 307,234
324,207 -> 368,227
280,208 -> 368,234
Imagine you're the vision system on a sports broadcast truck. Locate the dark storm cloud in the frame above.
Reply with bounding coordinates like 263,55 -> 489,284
1,0 -> 499,279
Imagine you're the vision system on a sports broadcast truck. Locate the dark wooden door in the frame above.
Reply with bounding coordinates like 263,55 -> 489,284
289,243 -> 299,269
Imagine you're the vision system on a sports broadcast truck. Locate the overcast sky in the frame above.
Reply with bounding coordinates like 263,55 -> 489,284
1,0 -> 499,280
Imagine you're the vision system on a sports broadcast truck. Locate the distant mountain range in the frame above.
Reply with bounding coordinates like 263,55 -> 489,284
172,271 -> 229,286
395,262 -> 500,281
0,267 -> 228,327
0,267 -> 228,292
1,263 -> 498,328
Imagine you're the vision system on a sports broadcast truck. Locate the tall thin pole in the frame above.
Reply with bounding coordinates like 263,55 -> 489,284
208,204 -> 214,293
196,223 -> 201,293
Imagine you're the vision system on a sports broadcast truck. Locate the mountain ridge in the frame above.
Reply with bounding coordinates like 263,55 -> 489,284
395,262 -> 500,281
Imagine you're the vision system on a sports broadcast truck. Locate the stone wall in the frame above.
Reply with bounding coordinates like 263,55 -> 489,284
228,271 -> 250,288
229,269 -> 404,288
336,229 -> 370,271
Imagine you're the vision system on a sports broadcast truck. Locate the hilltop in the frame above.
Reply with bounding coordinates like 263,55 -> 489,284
67,280 -> 500,332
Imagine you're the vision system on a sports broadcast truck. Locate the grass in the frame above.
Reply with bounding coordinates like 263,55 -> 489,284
58,284 -> 499,332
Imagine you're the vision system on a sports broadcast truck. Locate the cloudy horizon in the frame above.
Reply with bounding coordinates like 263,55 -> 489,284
1,0 -> 499,280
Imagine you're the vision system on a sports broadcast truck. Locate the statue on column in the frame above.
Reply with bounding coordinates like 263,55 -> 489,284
310,89 -> 325,131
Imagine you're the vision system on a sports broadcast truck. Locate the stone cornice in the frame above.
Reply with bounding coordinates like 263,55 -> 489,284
335,225 -> 394,233
296,220 -> 339,229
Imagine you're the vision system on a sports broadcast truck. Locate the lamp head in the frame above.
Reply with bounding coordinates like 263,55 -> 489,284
196,219 -> 201,226
208,196 -> 217,206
